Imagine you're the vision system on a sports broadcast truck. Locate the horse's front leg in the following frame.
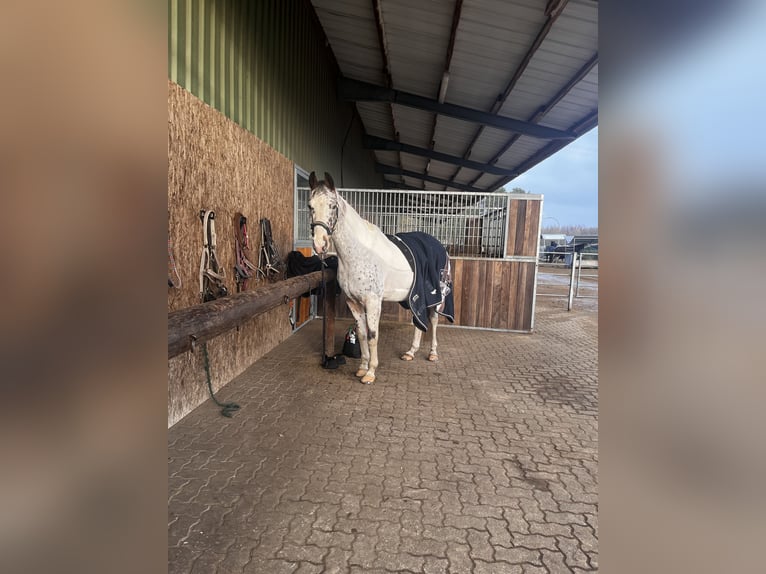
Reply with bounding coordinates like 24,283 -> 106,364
428,308 -> 439,361
360,295 -> 382,384
346,299 -> 370,377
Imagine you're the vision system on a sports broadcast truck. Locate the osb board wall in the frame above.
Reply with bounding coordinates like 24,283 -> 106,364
506,198 -> 542,257
167,80 -> 295,427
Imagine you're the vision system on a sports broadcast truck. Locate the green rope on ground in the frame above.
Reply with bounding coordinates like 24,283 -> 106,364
202,342 -> 240,418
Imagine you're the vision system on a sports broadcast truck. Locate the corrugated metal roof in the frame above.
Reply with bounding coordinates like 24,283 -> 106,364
311,0 -> 597,192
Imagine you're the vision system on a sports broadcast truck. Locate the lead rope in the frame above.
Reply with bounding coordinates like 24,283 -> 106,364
320,252 -> 326,362
202,342 -> 240,418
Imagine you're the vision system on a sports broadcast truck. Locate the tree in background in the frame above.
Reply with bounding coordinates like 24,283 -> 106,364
541,224 -> 598,235
493,186 -> 529,193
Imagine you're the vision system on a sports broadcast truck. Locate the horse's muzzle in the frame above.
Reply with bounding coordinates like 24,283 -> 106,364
313,237 -> 327,255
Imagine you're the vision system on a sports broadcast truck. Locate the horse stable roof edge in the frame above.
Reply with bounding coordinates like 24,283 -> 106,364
310,0 -> 597,193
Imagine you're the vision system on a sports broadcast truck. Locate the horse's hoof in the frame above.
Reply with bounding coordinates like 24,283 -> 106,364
428,353 -> 438,362
401,353 -> 414,361
355,368 -> 367,377
361,373 -> 375,384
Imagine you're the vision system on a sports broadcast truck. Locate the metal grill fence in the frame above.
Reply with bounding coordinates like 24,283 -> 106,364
295,187 -> 510,258
536,252 -> 599,311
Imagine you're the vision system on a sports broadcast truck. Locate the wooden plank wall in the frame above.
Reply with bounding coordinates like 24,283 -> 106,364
167,81 -> 296,426
506,198 -> 541,257
334,259 -> 535,332
332,196 -> 541,333
451,259 -> 536,331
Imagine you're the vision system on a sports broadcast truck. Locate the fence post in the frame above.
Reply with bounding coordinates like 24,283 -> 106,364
575,252 -> 583,297
323,279 -> 336,356
567,252 -> 577,311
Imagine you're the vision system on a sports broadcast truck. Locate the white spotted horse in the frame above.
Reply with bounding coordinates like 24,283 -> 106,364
308,172 -> 454,384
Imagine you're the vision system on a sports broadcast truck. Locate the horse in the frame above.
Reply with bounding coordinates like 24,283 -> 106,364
308,172 -> 454,384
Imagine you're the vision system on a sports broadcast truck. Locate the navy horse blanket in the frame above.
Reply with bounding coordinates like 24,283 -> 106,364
387,232 -> 455,332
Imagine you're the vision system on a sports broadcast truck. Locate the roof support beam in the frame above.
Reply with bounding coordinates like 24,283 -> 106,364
339,77 -> 576,140
465,53 -> 599,188
364,135 -> 518,176
375,163 -> 491,194
447,0 -> 570,185
371,0 -> 404,184
424,0 -> 465,187
485,109 -> 598,191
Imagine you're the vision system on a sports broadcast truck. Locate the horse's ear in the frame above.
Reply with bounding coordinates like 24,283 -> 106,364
324,172 -> 335,190
308,171 -> 317,190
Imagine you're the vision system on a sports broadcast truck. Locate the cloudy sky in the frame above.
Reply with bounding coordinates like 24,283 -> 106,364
509,127 -> 598,228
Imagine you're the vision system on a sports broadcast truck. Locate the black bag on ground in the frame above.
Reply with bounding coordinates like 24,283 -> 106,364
342,323 -> 362,358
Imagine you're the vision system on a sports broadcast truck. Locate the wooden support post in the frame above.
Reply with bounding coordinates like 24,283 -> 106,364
323,279 -> 337,357
168,269 -> 335,358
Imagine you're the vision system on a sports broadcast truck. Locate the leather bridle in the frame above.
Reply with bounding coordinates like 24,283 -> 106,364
309,194 -> 339,237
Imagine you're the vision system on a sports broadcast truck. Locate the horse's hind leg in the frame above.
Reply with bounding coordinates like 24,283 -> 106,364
428,309 -> 439,361
402,326 -> 423,361
346,299 -> 369,377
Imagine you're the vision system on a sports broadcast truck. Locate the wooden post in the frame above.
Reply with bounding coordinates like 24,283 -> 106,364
323,279 -> 337,356
168,269 -> 335,358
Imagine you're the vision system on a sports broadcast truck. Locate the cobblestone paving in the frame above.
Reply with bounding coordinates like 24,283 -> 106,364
169,300 -> 598,573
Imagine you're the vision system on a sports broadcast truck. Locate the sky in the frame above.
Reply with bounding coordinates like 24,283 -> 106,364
509,127 -> 598,228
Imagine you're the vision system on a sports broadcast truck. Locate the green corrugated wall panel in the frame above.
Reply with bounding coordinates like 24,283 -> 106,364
169,0 -> 381,187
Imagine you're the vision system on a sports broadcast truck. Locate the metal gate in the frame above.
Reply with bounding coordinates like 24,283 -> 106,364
537,251 -> 599,310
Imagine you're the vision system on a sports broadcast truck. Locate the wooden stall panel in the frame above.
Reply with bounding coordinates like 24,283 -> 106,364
494,260 -> 512,331
448,259 -> 536,332
506,198 -> 541,257
333,259 -> 536,332
452,258 -> 463,323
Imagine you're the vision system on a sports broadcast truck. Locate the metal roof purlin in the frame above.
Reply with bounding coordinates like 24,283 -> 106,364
424,0 -> 465,189
488,107 -> 598,191
447,0 -> 571,188
364,135 -> 517,176
371,0 -> 404,185
466,52 -> 599,188
375,163 -> 491,194
339,78 -> 576,140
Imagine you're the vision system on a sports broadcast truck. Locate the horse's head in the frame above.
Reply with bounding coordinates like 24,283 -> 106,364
308,171 -> 339,255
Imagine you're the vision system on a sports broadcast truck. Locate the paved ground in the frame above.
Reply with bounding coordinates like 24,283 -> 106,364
168,299 -> 598,573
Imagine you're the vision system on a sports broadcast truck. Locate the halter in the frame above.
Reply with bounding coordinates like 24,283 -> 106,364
309,190 -> 339,237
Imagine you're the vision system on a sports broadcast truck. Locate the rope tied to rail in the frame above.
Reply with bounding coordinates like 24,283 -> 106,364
201,342 -> 240,418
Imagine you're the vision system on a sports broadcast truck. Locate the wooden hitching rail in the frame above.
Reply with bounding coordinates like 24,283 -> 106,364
168,270 -> 336,359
